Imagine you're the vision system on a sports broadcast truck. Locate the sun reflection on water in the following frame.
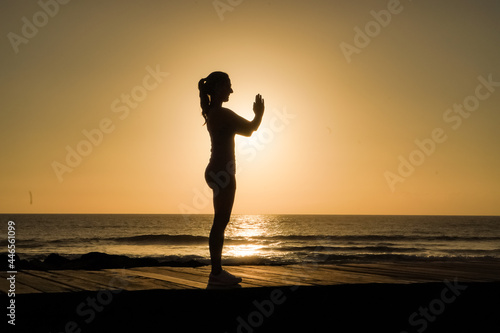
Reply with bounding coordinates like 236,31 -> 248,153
224,215 -> 274,258
224,244 -> 265,258
227,215 -> 269,237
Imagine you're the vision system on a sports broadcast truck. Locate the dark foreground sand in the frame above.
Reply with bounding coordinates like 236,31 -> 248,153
4,280 -> 499,332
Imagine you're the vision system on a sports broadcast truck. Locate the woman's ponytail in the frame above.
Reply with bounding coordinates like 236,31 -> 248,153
198,78 -> 210,124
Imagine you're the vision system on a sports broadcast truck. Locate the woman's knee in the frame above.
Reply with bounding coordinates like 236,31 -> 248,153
211,214 -> 230,231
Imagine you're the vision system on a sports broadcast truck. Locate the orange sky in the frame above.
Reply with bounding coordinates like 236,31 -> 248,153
1,0 -> 499,215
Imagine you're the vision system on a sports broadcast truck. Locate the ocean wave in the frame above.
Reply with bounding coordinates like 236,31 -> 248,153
107,234 -> 210,244
94,233 -> 500,245
5,233 -> 500,249
264,234 -> 500,242
0,234 -> 212,248
275,245 -> 424,253
441,248 -> 500,255
6,251 -> 500,270
297,253 -> 500,264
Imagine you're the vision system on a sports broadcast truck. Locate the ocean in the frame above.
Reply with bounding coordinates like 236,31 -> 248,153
2,214 -> 500,266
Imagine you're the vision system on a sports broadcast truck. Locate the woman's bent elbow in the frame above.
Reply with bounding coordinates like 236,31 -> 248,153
239,127 -> 255,136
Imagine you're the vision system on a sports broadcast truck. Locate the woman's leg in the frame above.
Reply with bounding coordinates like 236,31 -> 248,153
209,178 -> 236,275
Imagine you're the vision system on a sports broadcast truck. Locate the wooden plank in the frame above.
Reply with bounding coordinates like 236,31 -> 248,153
377,262 -> 472,280
468,261 -> 500,276
139,266 -> 294,289
344,262 -> 498,282
0,272 -> 43,294
46,270 -> 123,290
182,266 -> 269,288
50,269 -> 182,291
219,267 -> 307,287
97,269 -> 189,291
29,270 -> 107,292
335,264 -> 437,283
352,262 -> 491,282
422,262 -> 500,281
111,273 -> 185,291
185,265 -> 280,287
134,266 -> 258,289
14,271 -> 80,293
0,281 -> 42,295
330,264 -> 421,281
266,265 -> 369,284
9,281 -> 43,294
229,266 -> 322,286
217,266 -> 292,287
314,265 -> 404,284
232,265 -> 378,285
132,267 -> 209,284
201,264 -> 400,286
108,268 -> 205,289
5,262 -> 499,295
44,269 -> 182,292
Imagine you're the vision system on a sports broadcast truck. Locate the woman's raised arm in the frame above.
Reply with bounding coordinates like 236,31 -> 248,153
227,94 -> 265,136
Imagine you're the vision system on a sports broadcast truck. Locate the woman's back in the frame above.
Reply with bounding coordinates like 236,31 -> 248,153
206,107 -> 236,170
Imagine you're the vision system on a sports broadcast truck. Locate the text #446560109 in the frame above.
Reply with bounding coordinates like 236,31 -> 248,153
7,220 -> 17,326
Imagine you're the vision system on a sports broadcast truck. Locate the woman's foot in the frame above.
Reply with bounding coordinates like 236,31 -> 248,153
208,269 -> 242,286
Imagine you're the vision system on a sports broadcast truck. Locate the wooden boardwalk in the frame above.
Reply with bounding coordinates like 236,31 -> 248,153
1,261 -> 499,295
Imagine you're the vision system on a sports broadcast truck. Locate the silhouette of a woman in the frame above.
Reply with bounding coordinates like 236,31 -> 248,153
199,72 -> 264,285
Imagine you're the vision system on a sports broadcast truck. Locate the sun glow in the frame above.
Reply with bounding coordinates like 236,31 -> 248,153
228,215 -> 269,237
224,215 -> 271,258
225,244 -> 264,258
2,1 -> 499,215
